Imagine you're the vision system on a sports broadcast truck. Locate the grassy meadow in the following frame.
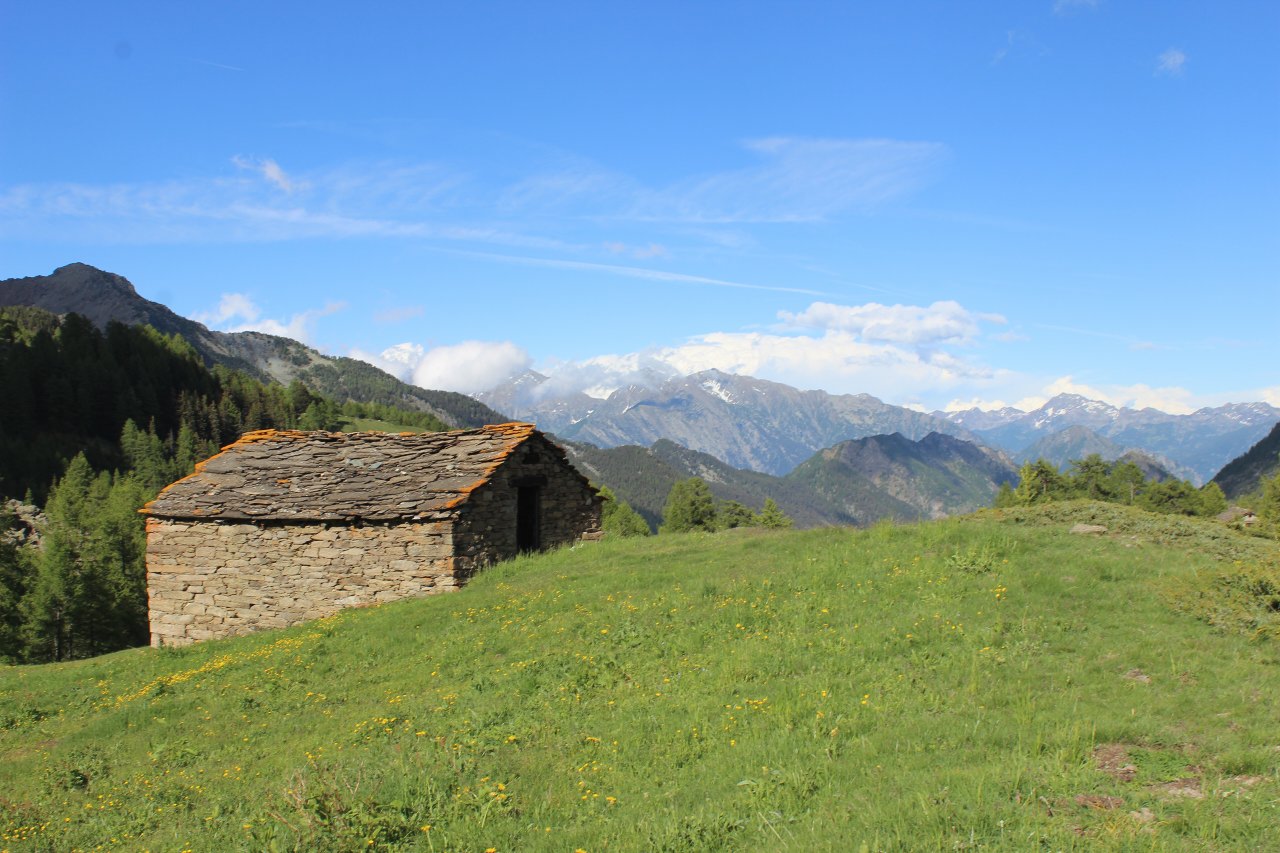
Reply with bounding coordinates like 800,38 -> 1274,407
1,502 -> 1278,851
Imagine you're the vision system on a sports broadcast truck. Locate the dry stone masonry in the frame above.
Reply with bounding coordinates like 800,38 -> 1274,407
143,423 -> 601,646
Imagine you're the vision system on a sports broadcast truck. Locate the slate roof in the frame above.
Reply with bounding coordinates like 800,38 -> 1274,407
142,423 -> 545,522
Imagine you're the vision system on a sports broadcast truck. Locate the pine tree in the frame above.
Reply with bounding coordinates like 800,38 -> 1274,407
0,506 -> 32,662
715,500 -> 757,530
1107,462 -> 1147,505
1197,482 -> 1228,518
659,478 -> 717,534
1257,471 -> 1280,524
1013,460 -> 1064,505
598,485 -> 651,538
21,454 -> 96,660
19,454 -> 150,661
1068,454 -> 1113,500
757,498 -> 794,529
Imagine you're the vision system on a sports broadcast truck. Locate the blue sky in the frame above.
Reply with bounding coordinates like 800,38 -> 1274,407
2,1 -> 1277,413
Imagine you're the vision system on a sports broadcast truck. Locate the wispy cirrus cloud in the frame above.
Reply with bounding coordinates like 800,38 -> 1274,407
497,137 -> 947,224
232,155 -> 300,193
441,249 -> 829,296
0,137 -> 945,256
635,137 -> 947,223
0,164 -> 573,250
1156,48 -> 1187,76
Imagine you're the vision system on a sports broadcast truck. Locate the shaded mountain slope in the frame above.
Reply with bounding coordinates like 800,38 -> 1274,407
1212,421 -> 1280,499
0,264 -> 506,429
565,431 -> 1016,530
787,432 -> 1018,524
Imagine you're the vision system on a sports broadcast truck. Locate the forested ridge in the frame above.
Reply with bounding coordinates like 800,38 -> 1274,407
0,307 -> 446,663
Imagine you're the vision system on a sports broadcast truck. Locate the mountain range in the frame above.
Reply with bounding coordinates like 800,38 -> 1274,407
484,370 -> 1275,485
0,264 -> 505,430
565,430 -> 1018,531
940,394 -> 1278,484
480,368 -> 982,476
4,262 -> 1276,525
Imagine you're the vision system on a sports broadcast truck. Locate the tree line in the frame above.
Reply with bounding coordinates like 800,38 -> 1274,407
599,477 -> 793,538
0,309 -> 447,663
994,454 -> 1229,518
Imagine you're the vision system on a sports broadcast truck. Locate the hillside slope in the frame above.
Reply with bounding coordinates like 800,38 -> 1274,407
1213,420 -> 1280,498
4,506 -> 1275,851
787,431 -> 1018,523
564,438 -> 855,530
0,264 -> 506,429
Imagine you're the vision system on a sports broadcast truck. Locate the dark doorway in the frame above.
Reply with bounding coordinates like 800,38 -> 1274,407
516,485 -> 541,552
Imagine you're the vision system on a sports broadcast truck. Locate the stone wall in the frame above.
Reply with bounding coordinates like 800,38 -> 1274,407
453,439 -> 603,562
146,516 -> 462,646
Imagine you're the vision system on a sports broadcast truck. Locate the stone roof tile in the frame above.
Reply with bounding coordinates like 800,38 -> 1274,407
142,422 -> 541,522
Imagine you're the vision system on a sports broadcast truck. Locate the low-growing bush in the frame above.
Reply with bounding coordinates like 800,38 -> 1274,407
1163,559 -> 1280,640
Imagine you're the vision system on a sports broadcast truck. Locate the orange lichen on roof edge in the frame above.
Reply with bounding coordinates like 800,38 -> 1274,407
441,423 -> 538,510
139,430 -> 321,515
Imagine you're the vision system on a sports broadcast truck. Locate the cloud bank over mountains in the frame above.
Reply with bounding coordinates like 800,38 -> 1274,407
192,287 -> 1277,416
351,298 -> 1010,401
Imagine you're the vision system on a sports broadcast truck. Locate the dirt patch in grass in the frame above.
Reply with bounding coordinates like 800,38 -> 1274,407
1093,744 -> 1139,781
1150,778 -> 1204,799
1073,794 -> 1124,809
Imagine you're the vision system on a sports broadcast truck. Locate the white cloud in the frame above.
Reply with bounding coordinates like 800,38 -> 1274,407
200,292 -> 262,325
531,354 -> 680,400
528,328 -> 1003,403
778,300 -> 1005,346
347,342 -> 428,382
1157,48 -> 1187,76
463,298 -> 1015,403
195,293 -> 345,344
1258,386 -> 1280,407
232,155 -> 300,193
1032,376 -> 1195,413
943,397 -> 1018,413
354,300 -> 1007,401
356,340 -> 532,394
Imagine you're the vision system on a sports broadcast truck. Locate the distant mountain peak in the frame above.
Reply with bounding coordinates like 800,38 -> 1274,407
0,264 -> 507,430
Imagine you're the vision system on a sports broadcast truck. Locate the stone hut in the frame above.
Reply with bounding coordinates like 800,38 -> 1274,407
142,423 -> 601,647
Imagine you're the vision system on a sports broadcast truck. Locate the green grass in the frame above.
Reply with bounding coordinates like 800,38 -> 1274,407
2,503 -> 1278,851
